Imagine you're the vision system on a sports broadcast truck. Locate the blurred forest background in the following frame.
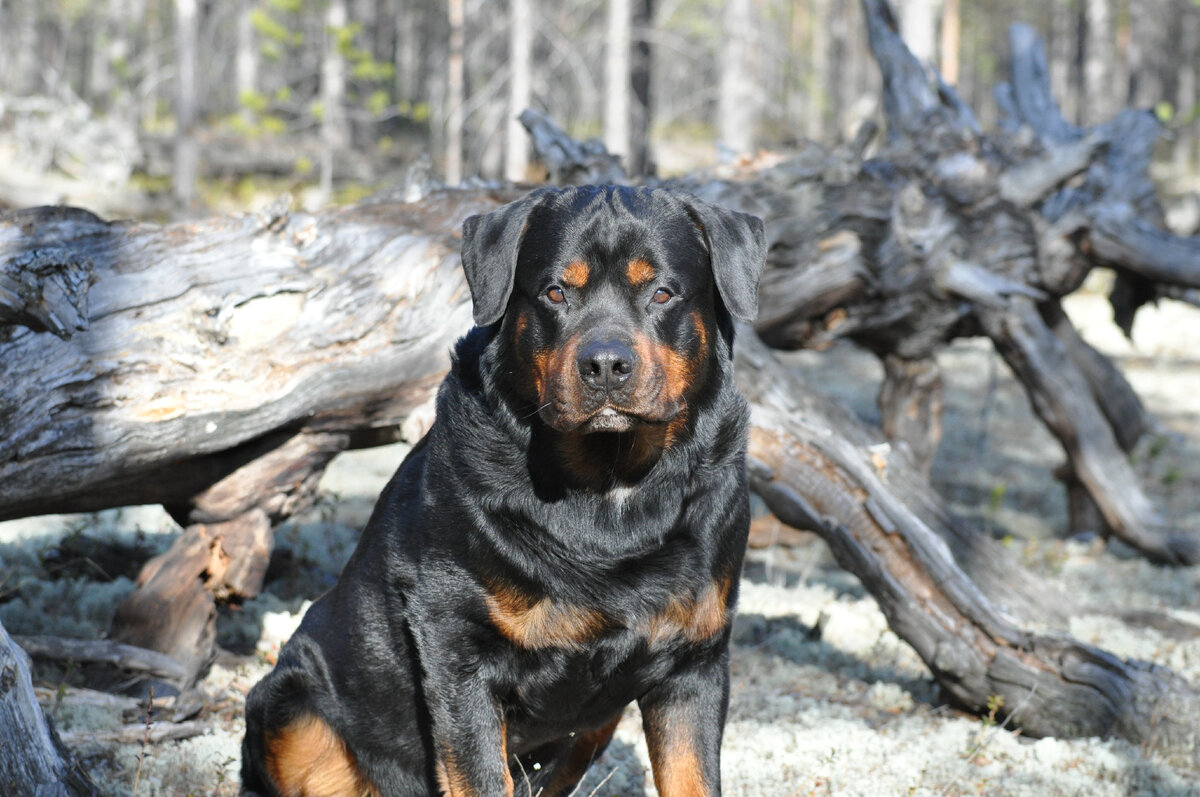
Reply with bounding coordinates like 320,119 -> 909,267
0,0 -> 1198,220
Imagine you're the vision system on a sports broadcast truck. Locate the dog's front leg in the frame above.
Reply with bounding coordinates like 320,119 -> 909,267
427,678 -> 513,797
638,648 -> 729,797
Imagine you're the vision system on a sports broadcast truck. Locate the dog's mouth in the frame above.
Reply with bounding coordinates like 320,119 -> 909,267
578,407 -> 637,433
541,402 -> 678,434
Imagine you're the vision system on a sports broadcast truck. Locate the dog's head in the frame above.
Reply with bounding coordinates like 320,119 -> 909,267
461,186 -> 765,437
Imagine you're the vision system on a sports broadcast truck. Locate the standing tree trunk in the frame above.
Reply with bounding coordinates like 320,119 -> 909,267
445,0 -> 465,184
319,0 -> 349,208
1048,0 -> 1079,124
718,0 -> 756,155
1127,0 -> 1170,111
504,0 -> 532,183
1173,0 -> 1199,170
1083,0 -> 1114,125
236,0 -> 258,123
173,0 -> 199,209
629,0 -> 653,176
897,0 -> 938,65
603,0 -> 631,164
938,0 -> 959,85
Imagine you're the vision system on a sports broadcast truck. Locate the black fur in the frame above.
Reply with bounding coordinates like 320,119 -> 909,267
242,186 -> 766,797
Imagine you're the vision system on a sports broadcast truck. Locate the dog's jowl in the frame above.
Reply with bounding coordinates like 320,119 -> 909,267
242,185 -> 767,797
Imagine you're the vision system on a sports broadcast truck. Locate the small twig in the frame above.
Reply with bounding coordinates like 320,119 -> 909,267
939,683 -> 1038,796
579,767 -> 617,797
131,684 -> 154,797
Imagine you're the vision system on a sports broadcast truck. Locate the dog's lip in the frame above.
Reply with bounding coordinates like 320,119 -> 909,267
580,408 -> 637,432
566,404 -> 682,433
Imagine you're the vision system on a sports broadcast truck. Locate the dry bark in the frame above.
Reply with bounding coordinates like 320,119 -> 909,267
0,192 -> 514,683
0,622 -> 99,797
736,331 -> 1200,764
657,1 -> 1200,563
0,0 -> 1197,760
3,179 -> 1199,754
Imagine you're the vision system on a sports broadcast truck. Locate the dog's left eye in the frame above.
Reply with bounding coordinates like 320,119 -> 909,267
651,288 -> 673,304
546,286 -> 566,304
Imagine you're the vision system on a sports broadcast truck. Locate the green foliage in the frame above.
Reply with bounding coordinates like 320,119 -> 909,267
250,8 -> 293,43
987,482 -> 1007,514
366,90 -> 390,116
238,89 -> 269,114
396,101 -> 431,123
1156,101 -> 1174,123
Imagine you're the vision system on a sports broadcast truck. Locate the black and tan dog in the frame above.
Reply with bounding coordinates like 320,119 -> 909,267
241,185 -> 766,797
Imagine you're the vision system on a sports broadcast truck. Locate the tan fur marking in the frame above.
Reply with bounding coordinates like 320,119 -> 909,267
435,750 -> 476,797
627,258 -> 656,286
266,714 -> 379,797
644,721 -> 707,797
561,260 -> 590,288
485,582 -> 606,650
646,577 -> 730,645
636,335 -> 693,409
690,311 -> 709,361
531,334 -> 583,420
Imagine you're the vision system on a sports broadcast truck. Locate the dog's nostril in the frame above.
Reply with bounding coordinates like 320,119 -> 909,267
579,341 -> 636,388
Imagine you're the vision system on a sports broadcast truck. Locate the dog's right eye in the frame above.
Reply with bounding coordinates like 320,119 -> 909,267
546,286 -> 566,304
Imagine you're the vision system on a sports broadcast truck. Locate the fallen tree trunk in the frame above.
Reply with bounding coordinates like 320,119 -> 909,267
0,0 -> 1196,757
0,193 -> 509,683
0,621 -> 99,797
736,331 -> 1200,765
4,190 -> 1198,754
645,0 -> 1200,564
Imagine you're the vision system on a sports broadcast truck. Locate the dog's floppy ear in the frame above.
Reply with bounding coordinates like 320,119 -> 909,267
683,196 -> 767,323
460,189 -> 554,326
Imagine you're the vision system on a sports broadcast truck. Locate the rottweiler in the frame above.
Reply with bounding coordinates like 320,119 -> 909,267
241,185 -> 766,797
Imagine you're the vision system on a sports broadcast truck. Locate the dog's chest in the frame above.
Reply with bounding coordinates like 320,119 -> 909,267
500,606 -> 720,751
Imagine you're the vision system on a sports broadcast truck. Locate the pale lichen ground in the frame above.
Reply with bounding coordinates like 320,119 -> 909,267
2,286 -> 1199,796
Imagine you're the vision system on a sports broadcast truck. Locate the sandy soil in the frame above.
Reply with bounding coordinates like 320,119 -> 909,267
2,287 -> 1199,796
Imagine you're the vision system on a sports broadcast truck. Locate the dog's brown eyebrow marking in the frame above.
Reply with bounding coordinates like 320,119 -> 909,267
485,581 -> 607,650
627,258 -> 656,286
561,260 -> 590,288
266,713 -> 380,797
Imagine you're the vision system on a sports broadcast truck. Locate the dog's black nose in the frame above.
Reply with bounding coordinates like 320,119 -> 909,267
578,340 -> 635,390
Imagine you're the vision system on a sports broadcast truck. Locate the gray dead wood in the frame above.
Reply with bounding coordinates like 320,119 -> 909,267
58,720 -> 209,748
655,1 -> 1200,562
0,621 -> 99,797
736,331 -> 1200,764
2,189 -> 1198,754
0,0 -> 1196,754
0,191 -> 520,684
13,635 -> 187,683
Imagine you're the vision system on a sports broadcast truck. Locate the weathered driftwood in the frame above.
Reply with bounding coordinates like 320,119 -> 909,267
58,720 -> 209,748
653,0 -> 1200,564
13,635 -> 188,683
736,331 -> 1200,764
0,193 -> 509,683
4,188 -> 1199,754
0,621 -> 99,797
0,0 -> 1197,758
